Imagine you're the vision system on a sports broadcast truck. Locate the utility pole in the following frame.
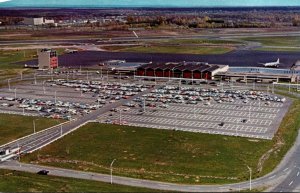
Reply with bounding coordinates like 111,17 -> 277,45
110,159 -> 116,184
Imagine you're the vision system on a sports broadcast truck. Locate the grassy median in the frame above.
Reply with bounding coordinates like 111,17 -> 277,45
0,114 -> 61,145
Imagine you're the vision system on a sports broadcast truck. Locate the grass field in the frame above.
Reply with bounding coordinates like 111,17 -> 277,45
0,114 -> 60,145
23,124 -> 270,184
0,50 -> 36,81
242,36 -> 300,47
0,169 -> 157,192
105,45 -> 233,55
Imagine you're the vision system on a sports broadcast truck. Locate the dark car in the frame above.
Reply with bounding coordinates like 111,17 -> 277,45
37,170 -> 49,175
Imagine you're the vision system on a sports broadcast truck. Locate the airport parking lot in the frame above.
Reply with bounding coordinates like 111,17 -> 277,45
0,76 -> 291,140
98,85 -> 290,139
0,78 -> 150,120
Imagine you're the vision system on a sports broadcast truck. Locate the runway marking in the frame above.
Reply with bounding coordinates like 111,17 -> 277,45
289,181 -> 293,186
297,172 -> 299,177
283,168 -> 289,172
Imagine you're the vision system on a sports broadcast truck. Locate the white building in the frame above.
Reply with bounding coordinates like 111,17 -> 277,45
23,17 -> 44,25
23,17 -> 55,26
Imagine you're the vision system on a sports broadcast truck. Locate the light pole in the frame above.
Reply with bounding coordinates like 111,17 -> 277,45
34,73 -> 37,85
119,108 -> 122,125
33,120 -> 36,133
43,83 -> 46,94
14,88 -> 17,99
54,90 -> 57,105
248,103 -> 251,122
246,165 -> 252,191
8,79 -> 11,91
110,159 -> 116,184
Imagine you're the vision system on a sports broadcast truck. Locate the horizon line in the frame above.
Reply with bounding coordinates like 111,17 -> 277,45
1,5 -> 300,9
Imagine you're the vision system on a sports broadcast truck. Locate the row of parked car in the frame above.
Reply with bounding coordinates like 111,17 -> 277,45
141,86 -> 286,105
46,79 -> 152,104
0,96 -> 102,120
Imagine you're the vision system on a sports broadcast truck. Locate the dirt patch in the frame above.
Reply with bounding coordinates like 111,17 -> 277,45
256,137 -> 284,173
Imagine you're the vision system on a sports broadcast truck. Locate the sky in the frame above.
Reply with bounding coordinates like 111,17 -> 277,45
1,0 -> 300,7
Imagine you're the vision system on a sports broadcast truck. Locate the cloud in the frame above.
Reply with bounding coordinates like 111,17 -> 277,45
0,0 -> 11,2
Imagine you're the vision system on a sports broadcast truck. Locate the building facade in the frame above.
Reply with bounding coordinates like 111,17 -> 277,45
136,62 -> 229,80
38,49 -> 58,70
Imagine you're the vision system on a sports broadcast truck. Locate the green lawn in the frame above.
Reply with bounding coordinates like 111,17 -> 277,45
107,45 -> 233,55
0,114 -> 60,145
0,50 -> 38,70
0,169 -> 157,192
23,123 -> 270,184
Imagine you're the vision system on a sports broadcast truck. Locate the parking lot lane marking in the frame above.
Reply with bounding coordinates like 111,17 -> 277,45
283,168 -> 289,172
289,181 -> 293,186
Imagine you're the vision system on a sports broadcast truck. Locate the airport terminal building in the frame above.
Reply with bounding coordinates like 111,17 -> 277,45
136,62 -> 229,80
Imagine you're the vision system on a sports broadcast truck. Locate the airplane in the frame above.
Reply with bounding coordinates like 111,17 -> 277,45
259,58 -> 280,68
65,49 -> 78,54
